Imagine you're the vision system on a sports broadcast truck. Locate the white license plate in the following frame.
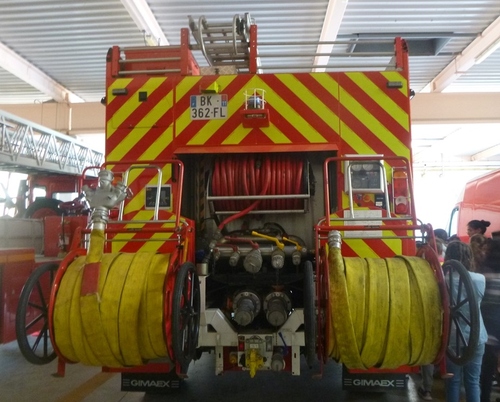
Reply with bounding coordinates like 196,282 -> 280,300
190,94 -> 228,120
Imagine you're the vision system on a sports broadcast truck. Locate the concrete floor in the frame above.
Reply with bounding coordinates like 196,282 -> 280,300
2,340 -> 499,402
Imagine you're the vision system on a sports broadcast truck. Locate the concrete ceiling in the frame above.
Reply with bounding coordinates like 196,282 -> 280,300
0,0 -> 500,168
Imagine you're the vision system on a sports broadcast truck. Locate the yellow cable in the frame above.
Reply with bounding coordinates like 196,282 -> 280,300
381,258 -> 411,368
398,256 -> 442,365
53,256 -> 86,362
68,260 -> 101,366
328,245 -> 365,368
117,252 -> 151,366
99,253 -> 135,364
139,253 -> 171,359
326,250 -> 443,370
53,249 -> 172,367
360,258 -> 389,368
344,257 -> 367,354
79,253 -> 122,367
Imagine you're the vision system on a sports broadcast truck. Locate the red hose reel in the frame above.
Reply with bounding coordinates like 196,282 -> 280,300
210,154 -> 307,213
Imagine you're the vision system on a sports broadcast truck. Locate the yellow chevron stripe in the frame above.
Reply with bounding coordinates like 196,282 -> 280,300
347,72 -> 409,131
221,127 -> 251,144
382,236 -> 403,255
260,125 -> 294,143
340,120 -> 375,155
107,89 -> 173,161
340,87 -> 410,160
180,76 -> 235,144
175,76 -> 203,137
344,239 -> 380,258
140,126 -> 174,160
255,76 -> 328,143
278,74 -> 340,132
138,225 -> 176,253
111,232 -> 136,253
185,77 -> 243,145
381,71 -> 408,97
107,78 -> 166,139
108,78 -> 133,104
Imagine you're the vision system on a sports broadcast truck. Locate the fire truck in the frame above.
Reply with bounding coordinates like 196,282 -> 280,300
15,14 -> 479,394
0,110 -> 102,345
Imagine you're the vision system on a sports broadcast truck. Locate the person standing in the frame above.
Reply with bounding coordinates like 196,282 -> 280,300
444,241 -> 488,402
470,234 -> 488,273
479,239 -> 500,402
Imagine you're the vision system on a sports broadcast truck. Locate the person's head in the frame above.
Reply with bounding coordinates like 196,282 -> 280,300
467,219 -> 491,237
434,228 -> 448,243
444,240 -> 475,272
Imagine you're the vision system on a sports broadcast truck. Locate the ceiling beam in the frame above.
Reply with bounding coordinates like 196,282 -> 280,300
411,92 -> 500,124
425,15 -> 500,92
472,143 -> 500,162
120,0 -> 169,46
313,0 -> 349,72
0,41 -> 84,104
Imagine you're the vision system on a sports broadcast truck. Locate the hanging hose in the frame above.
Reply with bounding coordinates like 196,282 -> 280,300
217,156 -> 271,231
326,232 -> 442,369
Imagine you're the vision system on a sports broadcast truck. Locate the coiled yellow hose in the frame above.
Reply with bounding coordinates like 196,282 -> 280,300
328,245 -> 442,369
53,230 -> 171,367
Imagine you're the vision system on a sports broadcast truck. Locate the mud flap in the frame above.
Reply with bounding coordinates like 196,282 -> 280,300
121,371 -> 182,393
342,366 -> 407,392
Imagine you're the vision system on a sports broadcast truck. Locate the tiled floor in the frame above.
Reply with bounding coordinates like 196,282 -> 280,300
2,340 -> 500,402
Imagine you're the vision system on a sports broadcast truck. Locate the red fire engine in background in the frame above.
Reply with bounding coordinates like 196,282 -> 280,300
13,13 -> 480,394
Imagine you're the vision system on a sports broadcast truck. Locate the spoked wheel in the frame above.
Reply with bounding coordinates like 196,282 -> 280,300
303,261 -> 317,367
443,259 -> 480,365
16,262 -> 58,364
172,262 -> 201,373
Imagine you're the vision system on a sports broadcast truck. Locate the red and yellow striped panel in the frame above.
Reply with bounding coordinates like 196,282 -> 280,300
105,70 -> 411,254
328,208 -> 415,258
106,71 -> 409,161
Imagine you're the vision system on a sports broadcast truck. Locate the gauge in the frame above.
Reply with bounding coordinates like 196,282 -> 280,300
362,163 -> 375,171
350,163 -> 363,171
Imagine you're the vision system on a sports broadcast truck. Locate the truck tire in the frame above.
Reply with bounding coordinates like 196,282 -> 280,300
23,198 -> 62,219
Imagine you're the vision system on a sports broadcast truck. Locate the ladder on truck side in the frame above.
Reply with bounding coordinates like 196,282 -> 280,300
0,109 -> 103,175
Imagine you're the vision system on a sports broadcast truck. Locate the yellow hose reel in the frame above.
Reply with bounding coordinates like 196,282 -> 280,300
326,235 -> 443,370
52,236 -> 171,367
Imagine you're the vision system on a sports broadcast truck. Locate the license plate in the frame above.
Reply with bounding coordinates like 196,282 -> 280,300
190,94 -> 228,120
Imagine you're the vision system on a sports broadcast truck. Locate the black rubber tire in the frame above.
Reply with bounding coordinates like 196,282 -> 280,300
172,262 -> 201,373
23,198 -> 62,219
443,259 -> 480,365
303,261 -> 317,367
15,262 -> 58,365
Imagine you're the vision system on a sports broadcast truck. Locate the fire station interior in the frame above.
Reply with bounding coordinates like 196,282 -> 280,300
2,3 -> 500,402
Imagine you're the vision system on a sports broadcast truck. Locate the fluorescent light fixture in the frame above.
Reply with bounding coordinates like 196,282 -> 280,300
475,37 -> 500,64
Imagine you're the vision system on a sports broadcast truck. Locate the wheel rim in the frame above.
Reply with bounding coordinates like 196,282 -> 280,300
443,259 -> 480,365
172,262 -> 200,373
16,263 -> 58,364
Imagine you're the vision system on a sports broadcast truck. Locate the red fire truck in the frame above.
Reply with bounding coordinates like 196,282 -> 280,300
15,13 -> 479,394
0,110 -> 101,346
